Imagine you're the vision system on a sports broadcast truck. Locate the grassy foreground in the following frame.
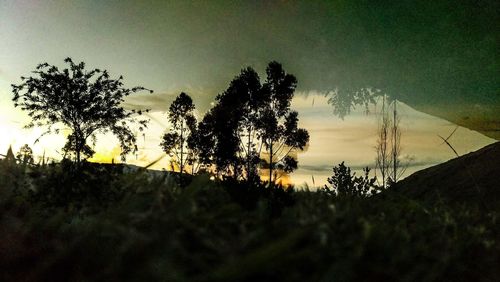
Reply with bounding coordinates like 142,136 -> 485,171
0,161 -> 499,282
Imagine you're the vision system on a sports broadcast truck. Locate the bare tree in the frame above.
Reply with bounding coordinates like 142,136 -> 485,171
375,94 -> 391,188
375,95 -> 405,187
389,99 -> 403,183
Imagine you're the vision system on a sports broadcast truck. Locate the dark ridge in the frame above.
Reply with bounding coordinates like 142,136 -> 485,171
393,142 -> 500,208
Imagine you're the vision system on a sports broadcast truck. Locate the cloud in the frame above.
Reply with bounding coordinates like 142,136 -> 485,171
123,87 -> 216,114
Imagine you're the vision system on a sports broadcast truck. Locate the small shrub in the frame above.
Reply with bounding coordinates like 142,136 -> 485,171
322,162 -> 377,198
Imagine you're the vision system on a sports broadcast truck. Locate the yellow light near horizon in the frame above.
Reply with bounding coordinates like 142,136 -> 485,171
1,92 -> 495,188
88,145 -> 122,164
0,120 -> 66,160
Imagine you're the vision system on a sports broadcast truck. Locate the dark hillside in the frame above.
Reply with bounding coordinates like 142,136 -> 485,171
393,142 -> 500,208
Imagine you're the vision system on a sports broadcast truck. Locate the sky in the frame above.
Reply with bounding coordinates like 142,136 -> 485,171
0,0 -> 498,186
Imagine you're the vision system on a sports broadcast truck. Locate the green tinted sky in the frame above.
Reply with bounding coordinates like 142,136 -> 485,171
1,0 -> 498,125
0,0 -> 497,185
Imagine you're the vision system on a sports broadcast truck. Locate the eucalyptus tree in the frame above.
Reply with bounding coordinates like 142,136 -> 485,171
160,92 -> 197,175
215,67 -> 265,181
234,68 -> 266,182
194,62 -> 308,183
192,68 -> 264,180
12,58 -> 152,163
199,90 -> 244,178
259,61 -> 309,185
187,112 -> 215,173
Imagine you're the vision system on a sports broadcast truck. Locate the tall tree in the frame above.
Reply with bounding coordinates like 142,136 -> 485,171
215,67 -> 265,181
375,95 -> 405,186
160,92 -> 197,175
259,62 -> 309,186
201,94 -> 243,178
196,62 -> 308,184
235,68 -> 265,182
186,116 -> 213,174
375,94 -> 390,188
389,99 -> 403,183
12,58 -> 151,163
197,68 -> 264,180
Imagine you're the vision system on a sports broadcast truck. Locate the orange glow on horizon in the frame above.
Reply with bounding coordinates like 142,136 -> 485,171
87,146 -> 122,164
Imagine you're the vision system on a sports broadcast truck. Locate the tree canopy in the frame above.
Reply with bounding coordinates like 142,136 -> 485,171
259,62 -> 309,185
12,58 -> 152,163
192,61 -> 309,184
160,92 -> 197,175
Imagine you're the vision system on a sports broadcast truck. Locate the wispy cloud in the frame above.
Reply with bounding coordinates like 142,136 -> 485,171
123,87 -> 216,114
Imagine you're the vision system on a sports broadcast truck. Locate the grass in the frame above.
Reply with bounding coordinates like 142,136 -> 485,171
0,160 -> 499,281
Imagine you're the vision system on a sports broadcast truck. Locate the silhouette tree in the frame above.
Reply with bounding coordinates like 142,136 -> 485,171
186,119 -> 211,174
259,62 -> 309,186
375,95 -> 406,186
375,94 -> 391,188
12,58 -> 151,163
160,92 -> 197,175
199,97 -> 242,178
234,68 -> 265,182
197,62 -> 308,183
190,110 -> 217,170
389,99 -> 403,183
323,162 -> 376,198
16,144 -> 34,165
206,68 -> 265,181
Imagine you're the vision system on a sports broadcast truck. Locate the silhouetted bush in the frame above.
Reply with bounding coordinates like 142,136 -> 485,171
322,161 -> 377,198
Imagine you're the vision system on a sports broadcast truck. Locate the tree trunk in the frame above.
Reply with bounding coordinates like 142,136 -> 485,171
392,101 -> 397,182
180,121 -> 184,175
269,141 -> 273,187
76,132 -> 82,164
247,126 -> 252,181
76,149 -> 81,164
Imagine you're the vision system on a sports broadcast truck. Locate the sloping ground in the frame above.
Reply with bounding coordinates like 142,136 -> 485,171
394,142 -> 500,208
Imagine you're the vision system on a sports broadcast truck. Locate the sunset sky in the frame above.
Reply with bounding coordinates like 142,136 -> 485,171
0,0 -> 498,186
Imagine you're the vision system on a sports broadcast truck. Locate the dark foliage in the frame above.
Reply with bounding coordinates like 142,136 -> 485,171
11,58 -> 152,163
29,161 -> 131,211
323,162 -> 378,198
160,92 -> 197,176
0,162 -> 498,282
15,144 -> 34,165
196,62 -> 309,183
221,178 -> 295,217
259,62 -> 309,185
